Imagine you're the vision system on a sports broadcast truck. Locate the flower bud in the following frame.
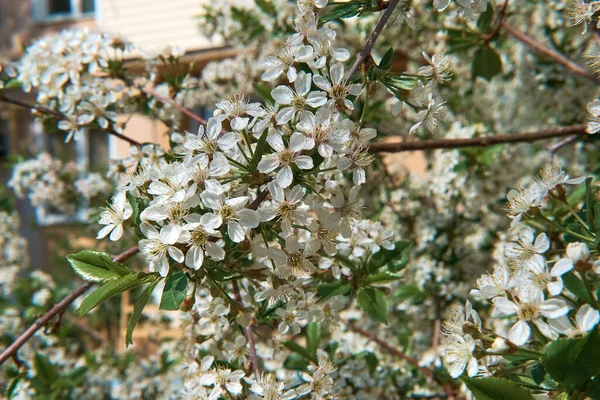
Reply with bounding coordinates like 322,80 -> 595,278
490,337 -> 512,354
566,242 -> 591,263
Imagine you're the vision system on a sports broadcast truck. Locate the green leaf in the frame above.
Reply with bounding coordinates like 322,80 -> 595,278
206,268 -> 243,281
317,281 -> 351,302
357,288 -> 388,324
253,83 -> 274,104
77,272 -> 152,316
127,191 -> 140,226
472,46 -> 502,80
446,28 -> 482,54
477,6 -> 494,32
34,353 -> 58,385
462,377 -> 534,400
320,3 -> 363,23
531,363 -> 546,385
255,0 -> 276,14
126,276 -> 161,346
282,341 -> 318,364
367,240 -> 411,273
382,75 -> 419,92
306,323 -> 321,356
283,353 -> 309,370
5,375 -> 22,399
366,271 -> 403,284
544,328 -> 600,390
394,284 -> 427,303
67,250 -> 133,282
588,377 -> 600,399
159,271 -> 188,310
562,272 -> 596,307
251,126 -> 270,168
378,48 -> 394,71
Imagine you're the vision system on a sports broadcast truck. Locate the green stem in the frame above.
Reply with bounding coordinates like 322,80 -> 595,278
360,82 -> 370,126
564,201 -> 592,233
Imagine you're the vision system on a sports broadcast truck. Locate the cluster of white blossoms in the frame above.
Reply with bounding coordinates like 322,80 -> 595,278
9,152 -> 111,215
0,211 -> 28,298
442,164 -> 600,379
3,28 -> 194,142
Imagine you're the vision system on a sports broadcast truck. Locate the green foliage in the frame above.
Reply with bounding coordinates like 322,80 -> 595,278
67,250 -> 133,283
543,328 -> 600,391
159,271 -> 189,311
378,48 -> 394,71
306,323 -> 322,356
462,377 -> 534,400
126,276 -> 162,346
367,240 -> 411,273
77,272 -> 157,316
317,281 -> 351,302
282,341 -> 318,364
357,288 -> 388,324
477,7 -> 494,32
472,46 -> 502,80
320,2 -> 363,23
562,272 -> 597,309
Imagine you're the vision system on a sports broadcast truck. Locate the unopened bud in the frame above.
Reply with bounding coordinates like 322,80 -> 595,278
566,242 -> 591,263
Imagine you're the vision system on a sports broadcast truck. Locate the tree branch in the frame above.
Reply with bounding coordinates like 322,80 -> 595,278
349,323 -> 456,399
231,280 -> 260,380
501,22 -> 598,82
144,88 -> 209,126
0,245 -> 140,366
368,124 -> 587,153
0,93 -> 142,147
347,0 -> 402,78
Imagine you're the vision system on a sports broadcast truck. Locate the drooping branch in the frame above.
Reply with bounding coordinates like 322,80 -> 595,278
0,245 -> 140,366
501,22 -> 598,82
0,93 -> 142,147
368,124 -> 587,153
347,0 -> 402,78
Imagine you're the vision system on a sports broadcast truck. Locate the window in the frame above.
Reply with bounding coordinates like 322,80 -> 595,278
33,0 -> 95,22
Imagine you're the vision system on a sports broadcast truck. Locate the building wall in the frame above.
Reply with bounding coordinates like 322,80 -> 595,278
97,0 -> 224,55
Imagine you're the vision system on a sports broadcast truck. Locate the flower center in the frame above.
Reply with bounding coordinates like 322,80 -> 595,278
278,149 -> 296,165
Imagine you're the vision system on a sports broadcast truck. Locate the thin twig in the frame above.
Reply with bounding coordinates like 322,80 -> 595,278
349,323 -> 456,399
248,188 -> 270,211
482,0 -> 509,42
501,22 -> 598,82
0,94 -> 142,147
347,0 -> 402,78
231,280 -> 260,380
548,134 -> 579,162
349,323 -> 433,377
368,124 -> 587,153
0,245 -> 140,366
65,315 -> 106,343
145,88 -> 209,126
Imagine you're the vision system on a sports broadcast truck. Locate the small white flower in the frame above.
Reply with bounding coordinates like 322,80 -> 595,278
551,242 -> 591,277
97,192 -> 133,241
257,133 -> 314,188
442,334 -> 479,378
271,71 -> 327,124
492,286 -> 569,345
138,222 -> 184,277
200,192 -> 260,243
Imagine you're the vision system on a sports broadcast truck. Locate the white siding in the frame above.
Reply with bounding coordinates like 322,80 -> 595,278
97,0 -> 224,55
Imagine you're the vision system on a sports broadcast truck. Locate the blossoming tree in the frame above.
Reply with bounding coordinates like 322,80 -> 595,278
1,0 -> 600,399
